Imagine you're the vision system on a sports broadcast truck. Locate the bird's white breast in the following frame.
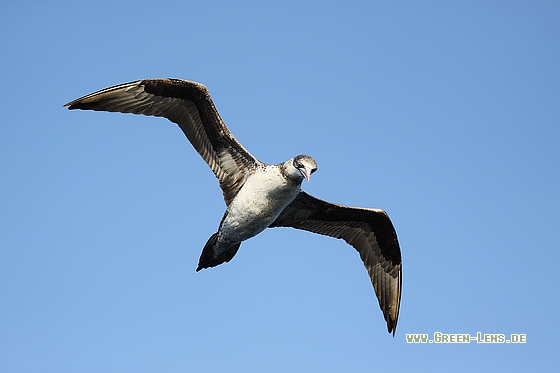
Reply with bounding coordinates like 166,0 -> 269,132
218,166 -> 300,244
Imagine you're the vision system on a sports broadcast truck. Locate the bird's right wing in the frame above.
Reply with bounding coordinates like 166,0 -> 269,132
65,78 -> 260,205
270,191 -> 402,335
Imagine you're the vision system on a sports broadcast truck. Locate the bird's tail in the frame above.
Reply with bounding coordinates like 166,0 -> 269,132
196,232 -> 241,271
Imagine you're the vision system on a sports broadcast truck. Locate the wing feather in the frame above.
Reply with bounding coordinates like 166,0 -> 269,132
65,78 -> 260,205
270,191 -> 402,335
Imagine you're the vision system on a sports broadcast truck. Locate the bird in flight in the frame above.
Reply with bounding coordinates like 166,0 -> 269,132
65,78 -> 402,335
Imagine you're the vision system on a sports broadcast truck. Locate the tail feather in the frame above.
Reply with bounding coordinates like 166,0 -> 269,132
196,232 -> 241,271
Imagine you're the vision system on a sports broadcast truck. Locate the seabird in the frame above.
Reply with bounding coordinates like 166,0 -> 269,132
65,78 -> 402,335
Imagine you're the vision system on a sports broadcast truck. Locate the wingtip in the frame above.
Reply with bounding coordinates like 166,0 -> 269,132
63,100 -> 78,109
388,321 -> 398,337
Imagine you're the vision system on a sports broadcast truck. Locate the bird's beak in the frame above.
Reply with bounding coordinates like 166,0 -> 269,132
301,167 -> 312,182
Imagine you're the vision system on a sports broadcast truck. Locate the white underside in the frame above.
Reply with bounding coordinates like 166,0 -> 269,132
214,165 -> 300,253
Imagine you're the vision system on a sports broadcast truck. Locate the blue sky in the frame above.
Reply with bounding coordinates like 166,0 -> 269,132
1,1 -> 559,371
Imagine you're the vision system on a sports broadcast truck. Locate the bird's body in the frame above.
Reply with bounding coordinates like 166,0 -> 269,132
209,161 -> 306,259
65,78 -> 402,335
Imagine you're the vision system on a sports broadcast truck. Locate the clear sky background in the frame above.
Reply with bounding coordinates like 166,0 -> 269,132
1,1 -> 559,372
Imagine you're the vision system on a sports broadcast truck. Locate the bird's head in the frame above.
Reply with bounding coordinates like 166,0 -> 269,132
289,154 -> 317,182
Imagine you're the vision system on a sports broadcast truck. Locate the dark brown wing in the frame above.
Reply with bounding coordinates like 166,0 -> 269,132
65,78 -> 261,205
270,191 -> 402,335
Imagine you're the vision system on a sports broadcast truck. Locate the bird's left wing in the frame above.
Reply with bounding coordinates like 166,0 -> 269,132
270,191 -> 402,335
